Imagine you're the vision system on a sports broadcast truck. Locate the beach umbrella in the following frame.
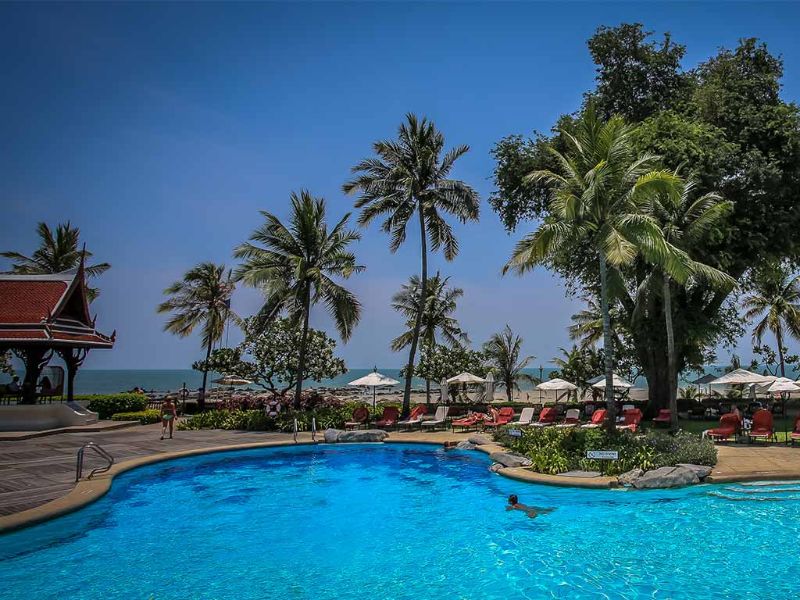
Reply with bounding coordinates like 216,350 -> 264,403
484,372 -> 495,403
212,375 -> 253,386
763,379 -> 800,444
707,369 -> 773,386
440,379 -> 449,404
590,374 -> 634,389
348,369 -> 399,407
447,372 -> 487,385
536,377 -> 578,403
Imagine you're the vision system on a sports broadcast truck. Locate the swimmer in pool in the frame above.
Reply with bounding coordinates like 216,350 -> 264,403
506,494 -> 553,519
160,397 -> 177,440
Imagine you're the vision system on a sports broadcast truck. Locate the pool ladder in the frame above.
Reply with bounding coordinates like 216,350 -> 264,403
75,442 -> 115,482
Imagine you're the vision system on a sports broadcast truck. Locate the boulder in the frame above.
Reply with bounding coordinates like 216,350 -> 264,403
323,428 -> 341,443
489,451 -> 533,468
455,440 -> 476,450
489,463 -> 505,473
632,466 -> 700,490
618,468 -> 644,487
468,435 -> 492,446
676,464 -> 713,479
336,429 -> 388,443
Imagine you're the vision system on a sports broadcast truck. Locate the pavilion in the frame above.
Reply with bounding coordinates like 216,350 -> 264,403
0,261 -> 115,404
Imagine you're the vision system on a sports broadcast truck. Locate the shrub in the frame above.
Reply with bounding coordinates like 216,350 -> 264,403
111,409 -> 161,424
494,426 -> 716,476
79,394 -> 147,419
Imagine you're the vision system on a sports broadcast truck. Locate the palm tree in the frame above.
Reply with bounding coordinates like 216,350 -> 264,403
391,272 -> 468,402
568,295 -> 625,350
157,263 -> 235,411
2,222 -> 110,300
344,114 -> 479,416
234,191 -> 363,407
504,105 -> 686,432
650,177 -> 734,431
742,263 -> 800,378
483,325 -> 536,403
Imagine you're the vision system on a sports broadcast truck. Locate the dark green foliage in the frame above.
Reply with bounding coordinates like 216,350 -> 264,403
111,409 -> 161,424
494,426 -> 716,476
81,394 -> 147,419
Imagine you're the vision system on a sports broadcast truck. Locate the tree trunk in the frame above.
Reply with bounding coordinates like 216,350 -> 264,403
598,255 -> 617,432
425,378 -> 431,406
506,378 -> 512,404
776,326 -> 786,378
199,336 -> 213,412
20,348 -> 50,405
663,275 -> 679,433
401,205 -> 427,418
294,287 -> 312,409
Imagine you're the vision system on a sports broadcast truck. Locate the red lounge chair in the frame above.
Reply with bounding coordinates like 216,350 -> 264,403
790,416 -> 800,445
581,408 -> 607,429
748,409 -> 776,443
530,407 -> 557,427
482,407 -> 515,430
617,409 -> 643,432
652,409 -> 671,426
397,405 -> 427,429
707,413 -> 741,442
452,412 -> 483,432
344,406 -> 370,430
374,407 -> 400,429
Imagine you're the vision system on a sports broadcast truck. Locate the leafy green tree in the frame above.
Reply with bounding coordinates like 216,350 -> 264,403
504,106 -> 684,431
234,191 -> 362,408
1,221 -> 110,301
743,263 -> 800,378
344,114 -> 479,416
650,177 -> 735,430
391,272 -> 468,402
483,325 -> 536,403
158,263 -> 235,410
749,345 -> 800,378
412,341 -> 487,402
193,318 -> 347,394
550,345 -> 604,401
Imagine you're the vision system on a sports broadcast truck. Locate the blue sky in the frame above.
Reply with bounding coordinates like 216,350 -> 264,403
1,2 -> 799,370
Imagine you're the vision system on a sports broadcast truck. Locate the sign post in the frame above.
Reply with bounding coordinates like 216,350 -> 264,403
586,450 -> 619,460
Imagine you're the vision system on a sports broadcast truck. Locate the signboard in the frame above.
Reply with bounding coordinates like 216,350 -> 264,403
586,450 -> 619,460
508,429 -> 523,438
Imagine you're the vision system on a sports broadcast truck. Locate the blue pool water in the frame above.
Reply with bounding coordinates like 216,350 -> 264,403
1,444 -> 799,599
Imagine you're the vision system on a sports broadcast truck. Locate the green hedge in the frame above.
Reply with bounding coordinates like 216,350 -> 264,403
77,394 -> 147,419
494,426 -> 717,476
111,409 -> 161,424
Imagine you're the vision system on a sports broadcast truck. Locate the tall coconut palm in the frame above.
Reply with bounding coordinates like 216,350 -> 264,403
504,105 -> 686,432
343,114 -> 479,416
742,263 -> 800,378
483,325 -> 536,403
2,222 -> 110,301
234,191 -> 363,407
158,263 -> 235,411
391,272 -> 468,402
650,177 -> 735,431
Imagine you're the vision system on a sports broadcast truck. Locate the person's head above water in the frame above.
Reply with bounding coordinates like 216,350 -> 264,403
508,494 -> 518,506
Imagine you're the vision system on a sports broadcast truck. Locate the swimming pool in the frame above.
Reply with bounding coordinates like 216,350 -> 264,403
1,443 -> 799,599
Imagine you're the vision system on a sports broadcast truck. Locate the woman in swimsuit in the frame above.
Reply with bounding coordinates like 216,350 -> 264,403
506,494 -> 553,519
160,397 -> 178,440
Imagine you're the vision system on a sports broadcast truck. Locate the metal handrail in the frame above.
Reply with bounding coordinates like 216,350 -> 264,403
76,442 -> 114,482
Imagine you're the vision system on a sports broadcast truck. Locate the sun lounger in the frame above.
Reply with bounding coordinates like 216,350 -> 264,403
748,409 -> 776,443
529,406 -> 557,427
420,406 -> 450,431
452,412 -> 484,432
790,416 -> 800,446
706,413 -> 741,442
581,408 -> 607,428
344,406 -> 370,430
510,407 -> 536,427
652,409 -> 671,426
397,405 -> 427,430
555,408 -> 581,428
374,407 -> 400,430
482,407 -> 515,430
616,408 -> 643,432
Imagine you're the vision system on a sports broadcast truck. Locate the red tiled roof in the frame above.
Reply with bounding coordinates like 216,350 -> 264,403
0,280 -> 68,324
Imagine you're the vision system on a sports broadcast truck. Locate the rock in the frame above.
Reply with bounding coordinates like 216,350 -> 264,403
455,440 -> 476,450
468,435 -> 492,446
489,451 -> 533,468
489,463 -> 505,473
676,464 -> 713,479
324,428 -> 341,443
336,429 -> 388,443
618,468 -> 644,487
632,466 -> 700,490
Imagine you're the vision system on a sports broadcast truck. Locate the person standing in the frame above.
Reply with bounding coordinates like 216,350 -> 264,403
160,397 -> 178,440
